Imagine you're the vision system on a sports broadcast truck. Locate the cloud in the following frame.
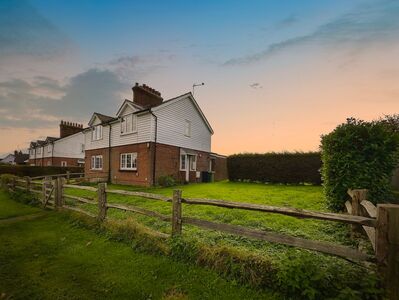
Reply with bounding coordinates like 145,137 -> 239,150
0,69 -> 128,128
0,0 -> 71,58
276,14 -> 299,28
224,0 -> 399,65
249,83 -> 262,89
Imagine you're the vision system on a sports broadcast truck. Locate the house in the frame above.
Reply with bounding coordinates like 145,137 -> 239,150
28,121 -> 85,167
0,151 -> 29,165
84,83 -> 227,186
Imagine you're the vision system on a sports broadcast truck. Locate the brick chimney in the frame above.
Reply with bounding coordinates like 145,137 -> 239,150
59,120 -> 84,138
132,83 -> 163,108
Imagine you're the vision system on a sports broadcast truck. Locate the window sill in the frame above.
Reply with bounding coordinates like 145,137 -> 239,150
119,169 -> 137,172
91,168 -> 103,171
120,131 -> 137,136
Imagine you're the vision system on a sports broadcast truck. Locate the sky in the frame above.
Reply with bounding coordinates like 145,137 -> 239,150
0,0 -> 398,156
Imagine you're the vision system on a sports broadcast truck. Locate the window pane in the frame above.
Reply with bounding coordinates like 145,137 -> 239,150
126,154 -> 131,168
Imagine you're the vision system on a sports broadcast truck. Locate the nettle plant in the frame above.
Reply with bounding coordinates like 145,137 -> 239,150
320,116 -> 399,211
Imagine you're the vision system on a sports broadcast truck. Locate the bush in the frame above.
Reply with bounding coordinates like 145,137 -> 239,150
0,165 -> 83,177
321,117 -> 399,211
227,152 -> 321,185
158,175 -> 176,187
0,173 -> 16,188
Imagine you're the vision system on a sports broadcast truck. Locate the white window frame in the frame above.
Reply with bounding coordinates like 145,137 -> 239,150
61,161 -> 67,167
91,155 -> 103,170
47,161 -> 52,166
81,143 -> 85,153
190,155 -> 197,171
120,114 -> 137,135
180,154 -> 187,171
92,125 -> 103,141
120,153 -> 137,170
47,145 -> 51,153
184,120 -> 191,137
37,147 -> 41,154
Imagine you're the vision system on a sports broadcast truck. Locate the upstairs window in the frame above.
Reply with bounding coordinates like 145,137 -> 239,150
37,147 -> 41,154
120,153 -> 137,170
47,145 -> 51,153
184,120 -> 191,137
81,144 -> 85,153
121,114 -> 137,135
92,125 -> 103,141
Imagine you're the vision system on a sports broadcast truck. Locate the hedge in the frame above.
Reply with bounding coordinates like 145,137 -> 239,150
227,152 -> 322,185
0,165 -> 84,177
321,117 -> 399,211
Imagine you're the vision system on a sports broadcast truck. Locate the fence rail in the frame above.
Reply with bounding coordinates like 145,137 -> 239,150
3,174 -> 399,299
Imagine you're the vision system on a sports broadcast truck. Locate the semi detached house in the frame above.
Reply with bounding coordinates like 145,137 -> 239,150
85,83 -> 227,186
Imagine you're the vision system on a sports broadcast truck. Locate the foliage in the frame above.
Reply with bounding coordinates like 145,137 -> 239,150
321,117 -> 399,211
0,173 -> 16,188
9,189 -> 41,206
0,165 -> 83,177
157,175 -> 177,187
227,152 -> 322,185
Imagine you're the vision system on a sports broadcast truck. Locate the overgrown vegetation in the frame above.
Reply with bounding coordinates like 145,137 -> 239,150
0,165 -> 83,177
321,116 -> 399,211
227,152 -> 321,185
61,181 -> 382,299
157,175 -> 177,187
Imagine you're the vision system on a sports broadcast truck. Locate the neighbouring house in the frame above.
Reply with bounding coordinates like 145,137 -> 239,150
28,121 -> 85,167
84,83 -> 227,186
0,151 -> 29,165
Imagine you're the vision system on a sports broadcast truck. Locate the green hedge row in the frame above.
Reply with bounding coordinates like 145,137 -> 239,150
227,152 -> 322,185
0,165 -> 83,177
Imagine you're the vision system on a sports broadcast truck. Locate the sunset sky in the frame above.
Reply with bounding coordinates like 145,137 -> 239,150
0,0 -> 398,156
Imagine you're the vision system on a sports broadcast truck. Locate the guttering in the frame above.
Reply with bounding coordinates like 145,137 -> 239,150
149,109 -> 158,186
108,123 -> 112,183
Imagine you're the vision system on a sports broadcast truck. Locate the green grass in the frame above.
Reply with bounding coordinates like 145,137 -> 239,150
0,190 -> 40,219
0,196 -> 277,300
64,181 -> 356,250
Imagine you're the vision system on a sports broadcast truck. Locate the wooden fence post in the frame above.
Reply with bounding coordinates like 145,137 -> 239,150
42,176 -> 50,204
66,171 -> 70,183
54,177 -> 64,208
11,177 -> 16,191
97,183 -> 107,221
25,176 -> 31,192
172,190 -> 182,236
349,189 -> 367,233
376,204 -> 399,299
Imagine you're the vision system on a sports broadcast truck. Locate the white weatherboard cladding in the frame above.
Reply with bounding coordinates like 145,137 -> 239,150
111,113 -> 153,147
85,125 -> 110,150
53,132 -> 85,159
155,97 -> 211,152
42,144 -> 53,158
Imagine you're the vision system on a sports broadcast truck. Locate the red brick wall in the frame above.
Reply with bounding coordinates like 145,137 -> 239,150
85,148 -> 110,182
110,143 -> 152,186
41,157 -> 81,167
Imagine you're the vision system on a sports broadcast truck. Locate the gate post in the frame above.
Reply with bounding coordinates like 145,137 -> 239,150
97,183 -> 107,221
349,189 -> 367,234
376,204 -> 399,299
172,190 -> 182,236
25,176 -> 31,192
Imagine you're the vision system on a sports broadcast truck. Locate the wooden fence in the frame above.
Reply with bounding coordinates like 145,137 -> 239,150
4,175 -> 399,299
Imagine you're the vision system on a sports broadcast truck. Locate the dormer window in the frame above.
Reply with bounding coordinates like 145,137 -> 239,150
121,114 -> 137,135
92,125 -> 103,141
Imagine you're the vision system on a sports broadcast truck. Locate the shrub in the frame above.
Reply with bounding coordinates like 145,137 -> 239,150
0,173 -> 16,189
227,152 -> 321,185
158,175 -> 176,187
10,190 -> 41,206
0,165 -> 83,177
321,117 -> 399,211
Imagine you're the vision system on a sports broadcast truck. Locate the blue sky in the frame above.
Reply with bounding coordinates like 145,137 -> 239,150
0,0 -> 398,154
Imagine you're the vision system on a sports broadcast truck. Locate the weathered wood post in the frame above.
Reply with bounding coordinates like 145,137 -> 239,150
66,171 -> 70,183
54,177 -> 64,208
25,176 -> 31,192
97,183 -> 107,221
376,204 -> 399,299
42,176 -> 50,204
11,177 -> 16,191
172,190 -> 182,236
349,189 -> 367,233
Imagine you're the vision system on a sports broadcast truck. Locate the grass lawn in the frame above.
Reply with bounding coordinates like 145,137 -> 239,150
0,193 -> 277,300
0,190 -> 41,219
64,181 -> 356,252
